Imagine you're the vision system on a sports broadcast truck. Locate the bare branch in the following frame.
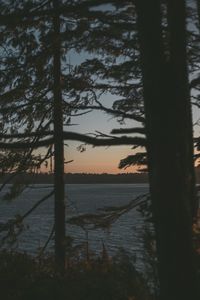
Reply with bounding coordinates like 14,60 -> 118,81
37,224 -> 55,257
21,190 -> 54,221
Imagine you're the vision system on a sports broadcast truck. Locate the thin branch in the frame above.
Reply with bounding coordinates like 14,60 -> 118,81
0,172 -> 19,192
190,76 -> 200,89
20,190 -> 54,221
69,110 -> 92,116
71,104 -> 145,123
37,223 -> 55,257
64,160 -> 74,164
30,0 -> 51,13
0,190 -> 54,234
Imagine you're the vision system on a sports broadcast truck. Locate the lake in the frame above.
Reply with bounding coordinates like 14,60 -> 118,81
0,184 -> 149,268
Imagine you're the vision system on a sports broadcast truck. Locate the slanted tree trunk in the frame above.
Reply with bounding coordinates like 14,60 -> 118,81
135,0 -> 198,299
53,0 -> 65,272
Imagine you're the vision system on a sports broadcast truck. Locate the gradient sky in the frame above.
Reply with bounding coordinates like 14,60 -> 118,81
64,95 -> 142,174
62,108 -> 200,174
60,48 -> 144,174
59,60 -> 200,174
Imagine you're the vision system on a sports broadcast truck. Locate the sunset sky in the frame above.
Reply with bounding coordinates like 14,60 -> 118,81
61,49 -> 144,174
61,99 -> 200,174
65,100 -> 142,174
61,51 -> 200,174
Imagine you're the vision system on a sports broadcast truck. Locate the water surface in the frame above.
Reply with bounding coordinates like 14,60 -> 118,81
0,184 -> 149,265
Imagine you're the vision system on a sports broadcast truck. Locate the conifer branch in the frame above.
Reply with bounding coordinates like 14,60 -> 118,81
0,131 -> 146,149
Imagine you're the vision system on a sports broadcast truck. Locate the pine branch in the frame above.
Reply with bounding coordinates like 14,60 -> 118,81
119,153 -> 147,169
0,131 -> 146,149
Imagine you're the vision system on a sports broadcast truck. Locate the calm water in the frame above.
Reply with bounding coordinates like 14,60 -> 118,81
0,184 -> 149,264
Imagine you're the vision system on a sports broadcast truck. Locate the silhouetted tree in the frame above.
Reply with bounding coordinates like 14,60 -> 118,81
0,0 -> 146,272
135,0 -> 198,299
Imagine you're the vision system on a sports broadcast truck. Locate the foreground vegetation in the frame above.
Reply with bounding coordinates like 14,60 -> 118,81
1,224 -> 200,300
0,249 -> 152,300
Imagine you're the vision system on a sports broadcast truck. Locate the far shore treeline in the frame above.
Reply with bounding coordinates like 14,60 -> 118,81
1,166 -> 200,184
0,172 -> 148,184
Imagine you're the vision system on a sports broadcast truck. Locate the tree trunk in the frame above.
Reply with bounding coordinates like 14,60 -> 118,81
167,0 -> 197,218
197,0 -> 200,31
53,0 -> 65,272
135,0 -> 198,299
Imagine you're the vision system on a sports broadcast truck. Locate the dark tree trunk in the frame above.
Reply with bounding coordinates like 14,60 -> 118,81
135,0 -> 198,299
197,0 -> 200,30
167,0 -> 197,218
53,0 -> 65,272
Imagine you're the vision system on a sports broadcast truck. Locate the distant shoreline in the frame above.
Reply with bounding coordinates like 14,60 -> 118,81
1,167 -> 200,184
0,172 -> 149,184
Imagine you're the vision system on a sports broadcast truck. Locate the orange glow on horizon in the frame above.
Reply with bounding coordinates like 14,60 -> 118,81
39,144 -> 144,174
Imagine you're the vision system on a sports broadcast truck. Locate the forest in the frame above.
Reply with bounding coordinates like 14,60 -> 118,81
0,1 -> 200,300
